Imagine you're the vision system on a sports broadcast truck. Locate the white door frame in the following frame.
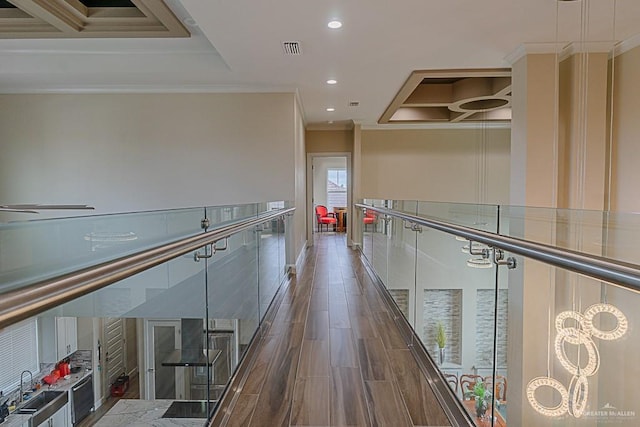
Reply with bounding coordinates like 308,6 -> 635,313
143,319 -> 185,400
306,152 -> 353,247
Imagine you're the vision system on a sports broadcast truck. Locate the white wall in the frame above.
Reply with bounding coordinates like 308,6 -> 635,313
0,93 -> 297,217
312,156 -> 347,208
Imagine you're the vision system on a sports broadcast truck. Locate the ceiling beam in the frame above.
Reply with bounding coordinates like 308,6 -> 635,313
9,0 -> 83,33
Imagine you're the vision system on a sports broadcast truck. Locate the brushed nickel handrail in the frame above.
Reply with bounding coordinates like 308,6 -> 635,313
0,207 -> 294,329
356,203 -> 640,293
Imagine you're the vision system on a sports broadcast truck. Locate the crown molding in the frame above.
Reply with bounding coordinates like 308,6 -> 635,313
506,40 -> 621,65
614,33 -> 640,58
0,84 -> 299,95
504,43 -> 564,65
361,122 -> 511,131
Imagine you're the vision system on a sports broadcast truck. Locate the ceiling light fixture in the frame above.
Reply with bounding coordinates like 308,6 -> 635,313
326,107 -> 335,112
326,79 -> 337,85
327,20 -> 342,29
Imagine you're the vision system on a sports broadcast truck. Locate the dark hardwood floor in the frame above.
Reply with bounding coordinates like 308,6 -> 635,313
224,233 -> 451,427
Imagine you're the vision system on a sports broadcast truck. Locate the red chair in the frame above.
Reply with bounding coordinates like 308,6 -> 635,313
315,205 -> 337,232
363,209 -> 376,231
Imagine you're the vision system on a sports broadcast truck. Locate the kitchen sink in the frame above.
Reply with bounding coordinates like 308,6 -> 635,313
17,390 -> 68,426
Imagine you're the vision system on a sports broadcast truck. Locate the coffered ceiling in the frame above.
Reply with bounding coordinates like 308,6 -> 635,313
0,0 -> 188,38
0,0 -> 639,128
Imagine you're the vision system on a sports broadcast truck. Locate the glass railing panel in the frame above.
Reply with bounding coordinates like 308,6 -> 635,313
205,203 -> 259,228
415,225 -> 499,426
32,239 -> 210,423
371,210 -> 389,287
507,254 -> 639,426
417,201 -> 499,231
258,214 -> 284,321
386,213 -> 418,328
501,206 -> 640,266
205,225 -> 258,412
0,208 -> 205,293
361,199 -> 377,264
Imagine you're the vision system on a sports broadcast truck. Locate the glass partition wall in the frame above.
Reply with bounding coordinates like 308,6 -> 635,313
0,202 -> 290,426
358,199 -> 640,427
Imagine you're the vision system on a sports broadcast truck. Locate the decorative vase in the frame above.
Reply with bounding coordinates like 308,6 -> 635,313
438,347 -> 445,365
475,400 -> 488,418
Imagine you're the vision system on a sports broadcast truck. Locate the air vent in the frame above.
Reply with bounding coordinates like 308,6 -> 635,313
348,101 -> 360,107
282,41 -> 302,55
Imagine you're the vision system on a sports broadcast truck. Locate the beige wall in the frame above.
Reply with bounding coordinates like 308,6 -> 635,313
293,99 -> 307,264
0,91 -> 308,265
305,129 -> 353,153
360,128 -> 510,204
558,53 -> 609,211
0,93 -> 297,216
610,45 -> 640,213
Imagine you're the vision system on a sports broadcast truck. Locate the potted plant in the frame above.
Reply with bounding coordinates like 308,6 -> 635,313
435,322 -> 446,364
465,380 -> 493,418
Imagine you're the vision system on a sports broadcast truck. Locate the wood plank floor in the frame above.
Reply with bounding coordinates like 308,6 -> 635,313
224,233 -> 450,427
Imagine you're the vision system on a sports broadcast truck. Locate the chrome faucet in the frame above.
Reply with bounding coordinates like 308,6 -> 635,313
19,370 -> 33,404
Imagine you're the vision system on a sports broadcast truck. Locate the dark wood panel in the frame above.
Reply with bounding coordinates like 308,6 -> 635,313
349,315 -> 379,339
373,311 -> 408,350
305,309 -> 329,341
310,287 -> 329,311
330,367 -> 371,426
298,339 -> 329,377
364,381 -> 413,427
357,338 -> 393,381
242,334 -> 281,394
388,349 -> 452,426
217,234 -> 453,427
330,328 -> 358,368
250,321 -> 305,426
226,394 -> 258,427
346,294 -> 372,317
329,302 -> 351,329
291,377 -> 330,426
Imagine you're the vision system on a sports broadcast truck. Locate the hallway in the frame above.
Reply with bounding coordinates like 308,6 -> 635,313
223,233 -> 451,426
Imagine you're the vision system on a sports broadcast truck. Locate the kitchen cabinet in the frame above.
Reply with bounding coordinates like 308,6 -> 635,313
36,401 -> 69,427
38,317 -> 78,363
55,318 -> 77,361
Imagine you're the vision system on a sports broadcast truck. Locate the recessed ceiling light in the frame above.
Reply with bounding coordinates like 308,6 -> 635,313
326,107 -> 335,112
327,20 -> 342,29
326,79 -> 337,85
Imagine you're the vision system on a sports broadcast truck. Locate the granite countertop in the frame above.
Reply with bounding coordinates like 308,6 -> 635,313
0,369 -> 93,427
94,400 -> 205,427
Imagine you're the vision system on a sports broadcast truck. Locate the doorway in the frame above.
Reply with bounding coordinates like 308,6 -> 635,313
144,320 -> 186,400
306,153 -> 352,246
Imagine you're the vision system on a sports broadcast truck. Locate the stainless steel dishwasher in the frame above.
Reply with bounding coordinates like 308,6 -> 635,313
70,374 -> 94,425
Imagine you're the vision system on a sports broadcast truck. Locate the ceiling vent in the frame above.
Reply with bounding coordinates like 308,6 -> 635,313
282,41 -> 302,55
348,101 -> 360,107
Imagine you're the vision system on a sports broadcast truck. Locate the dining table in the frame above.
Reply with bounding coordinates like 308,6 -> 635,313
461,400 -> 507,427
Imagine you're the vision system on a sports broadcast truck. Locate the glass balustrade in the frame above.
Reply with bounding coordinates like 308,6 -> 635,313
0,201 -> 290,426
355,199 -> 640,427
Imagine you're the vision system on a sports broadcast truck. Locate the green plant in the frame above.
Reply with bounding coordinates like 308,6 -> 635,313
464,380 -> 493,417
435,322 -> 446,349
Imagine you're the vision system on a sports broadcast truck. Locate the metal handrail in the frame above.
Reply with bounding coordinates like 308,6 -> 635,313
0,207 -> 294,329
356,203 -> 640,293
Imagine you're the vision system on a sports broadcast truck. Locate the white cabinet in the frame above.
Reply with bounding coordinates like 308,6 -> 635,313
38,317 -> 78,363
33,400 -> 69,427
55,317 -> 77,360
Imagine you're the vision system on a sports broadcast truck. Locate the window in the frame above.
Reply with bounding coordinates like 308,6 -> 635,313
0,318 -> 39,394
327,168 -> 347,210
